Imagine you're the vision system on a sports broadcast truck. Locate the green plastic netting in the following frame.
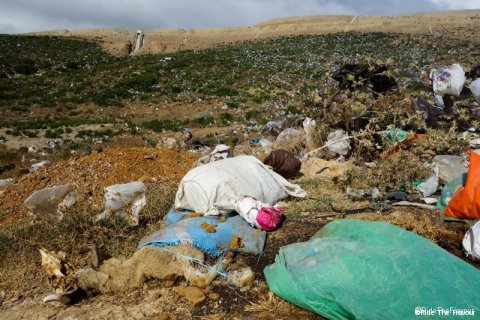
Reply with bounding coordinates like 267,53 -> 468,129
264,219 -> 480,320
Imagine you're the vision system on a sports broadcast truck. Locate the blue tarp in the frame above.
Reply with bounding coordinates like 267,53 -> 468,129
138,208 -> 266,257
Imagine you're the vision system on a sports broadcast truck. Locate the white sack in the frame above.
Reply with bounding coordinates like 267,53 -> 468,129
471,79 -> 480,104
174,155 -> 307,215
431,64 -> 466,96
326,129 -> 350,156
96,181 -> 146,226
463,221 -> 480,260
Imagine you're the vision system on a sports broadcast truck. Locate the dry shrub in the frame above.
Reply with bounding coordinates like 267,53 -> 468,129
0,181 -> 177,292
344,150 -> 431,192
354,207 -> 469,258
245,291 -> 317,320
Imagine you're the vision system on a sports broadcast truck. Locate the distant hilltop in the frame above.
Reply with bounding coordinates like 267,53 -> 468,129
26,10 -> 480,55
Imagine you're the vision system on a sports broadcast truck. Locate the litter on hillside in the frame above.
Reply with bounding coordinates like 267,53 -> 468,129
264,219 -> 480,320
139,208 -> 266,257
431,64 -> 466,97
263,149 -> 302,179
445,150 -> 480,219
95,181 -> 146,226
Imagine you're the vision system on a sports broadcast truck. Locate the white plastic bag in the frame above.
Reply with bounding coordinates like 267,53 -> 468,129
471,79 -> 480,103
303,117 -> 317,150
96,181 -> 146,226
431,64 -> 466,96
174,156 -> 307,215
24,184 -> 76,221
463,221 -> 480,260
417,165 -> 439,197
326,129 -> 350,156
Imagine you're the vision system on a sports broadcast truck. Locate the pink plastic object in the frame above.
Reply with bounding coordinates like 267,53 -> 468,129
256,205 -> 285,231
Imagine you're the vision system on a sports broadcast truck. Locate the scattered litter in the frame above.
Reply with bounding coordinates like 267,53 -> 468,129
471,79 -> 480,103
274,128 -> 304,153
384,128 -> 409,145
379,134 -> 427,159
197,144 -> 231,166
434,155 -> 468,184
326,129 -> 350,156
138,208 -> 266,257
445,150 -> 480,219
422,197 -> 438,205
302,117 -> 317,150
263,149 -> 301,179
410,96 -> 442,128
417,165 -> 439,197
259,138 -> 273,154
24,184 -> 76,221
346,186 -> 381,200
264,219 -> 480,319
437,173 -> 467,212
431,63 -> 466,96
174,156 -> 306,216
463,221 -> 480,260
0,178 -> 12,187
30,160 -> 51,172
215,196 -> 285,231
96,181 -> 146,226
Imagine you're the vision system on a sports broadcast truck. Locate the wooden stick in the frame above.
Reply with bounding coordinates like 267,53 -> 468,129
392,201 -> 437,210
303,130 -> 386,160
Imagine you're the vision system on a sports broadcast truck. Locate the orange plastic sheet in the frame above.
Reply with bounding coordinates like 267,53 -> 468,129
445,150 -> 480,219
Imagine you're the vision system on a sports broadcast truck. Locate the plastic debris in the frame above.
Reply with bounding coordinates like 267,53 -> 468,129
471,78 -> 480,103
410,96 -> 442,128
139,208 -> 266,257
384,128 -> 409,145
24,184 -> 76,221
264,219 -> 480,320
463,221 -> 480,260
0,178 -> 12,187
326,129 -> 350,156
434,155 -> 468,184
30,160 -> 51,172
274,128 -> 304,151
263,149 -> 301,179
417,165 -> 439,197
445,150 -> 480,219
431,64 -> 466,96
216,196 -> 285,231
197,144 -> 231,166
303,117 -> 317,150
96,181 -> 146,226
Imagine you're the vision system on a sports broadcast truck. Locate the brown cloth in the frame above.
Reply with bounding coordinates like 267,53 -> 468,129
263,149 -> 301,179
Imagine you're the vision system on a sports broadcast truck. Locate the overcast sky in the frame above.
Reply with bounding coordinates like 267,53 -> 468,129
1,0 -> 480,34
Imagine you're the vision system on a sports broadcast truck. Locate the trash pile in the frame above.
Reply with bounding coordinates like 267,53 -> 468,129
35,153 -> 306,305
0,147 -> 197,223
5,59 -> 480,318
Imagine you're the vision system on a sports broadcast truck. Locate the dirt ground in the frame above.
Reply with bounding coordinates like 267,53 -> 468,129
29,10 -> 480,55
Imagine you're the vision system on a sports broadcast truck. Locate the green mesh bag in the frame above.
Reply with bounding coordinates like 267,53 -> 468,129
264,219 -> 480,320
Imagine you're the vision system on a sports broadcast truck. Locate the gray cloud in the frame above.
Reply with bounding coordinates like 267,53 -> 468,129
0,0 -> 479,34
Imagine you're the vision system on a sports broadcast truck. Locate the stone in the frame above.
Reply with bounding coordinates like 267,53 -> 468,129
173,286 -> 206,305
227,267 -> 255,288
208,292 -> 220,301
